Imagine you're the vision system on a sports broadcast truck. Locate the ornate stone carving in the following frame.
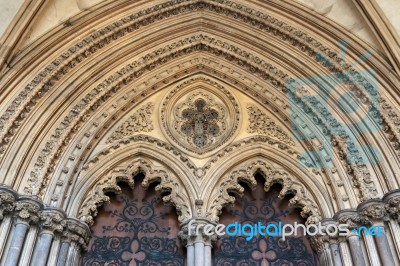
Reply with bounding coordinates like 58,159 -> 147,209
335,210 -> 362,230
247,105 -> 295,146
63,218 -> 91,251
14,197 -> 42,224
0,0 -> 393,206
309,235 -> 330,254
358,200 -> 389,225
207,160 -> 322,226
22,34 -> 378,202
179,219 -> 218,246
82,134 -> 297,181
160,76 -> 240,156
78,158 -> 191,226
106,103 -> 154,143
384,190 -> 400,222
40,209 -> 66,234
0,187 -> 17,220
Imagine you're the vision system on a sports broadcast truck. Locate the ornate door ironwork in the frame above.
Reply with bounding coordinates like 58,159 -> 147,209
81,177 -> 185,266
213,174 -> 318,266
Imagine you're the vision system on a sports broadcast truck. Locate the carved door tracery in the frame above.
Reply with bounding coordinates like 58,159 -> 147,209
81,176 -> 185,266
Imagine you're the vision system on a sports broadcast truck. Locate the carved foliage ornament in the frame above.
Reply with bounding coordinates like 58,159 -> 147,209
15,197 -> 42,224
40,209 -> 67,234
0,189 -> 17,220
106,103 -> 154,143
247,105 -> 295,146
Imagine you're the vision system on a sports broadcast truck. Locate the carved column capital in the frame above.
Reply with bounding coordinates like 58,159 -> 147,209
179,218 -> 218,246
358,199 -> 389,225
14,196 -> 42,225
0,186 -> 17,220
321,219 -> 340,244
383,189 -> 400,222
309,234 -> 330,254
334,209 -> 361,230
40,208 -> 66,235
62,218 -> 91,252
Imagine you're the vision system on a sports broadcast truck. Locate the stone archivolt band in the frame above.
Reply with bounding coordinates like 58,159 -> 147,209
0,185 -> 399,265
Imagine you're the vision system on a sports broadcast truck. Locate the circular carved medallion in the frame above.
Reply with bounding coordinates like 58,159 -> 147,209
160,76 -> 240,157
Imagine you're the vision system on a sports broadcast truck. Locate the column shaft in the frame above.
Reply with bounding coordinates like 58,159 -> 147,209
30,233 -> 54,266
187,244 -> 195,266
57,241 -> 71,266
204,244 -> 212,266
347,235 -> 366,266
318,248 -> 334,266
194,241 -> 205,266
3,222 -> 29,266
375,232 -> 395,266
330,243 -> 343,266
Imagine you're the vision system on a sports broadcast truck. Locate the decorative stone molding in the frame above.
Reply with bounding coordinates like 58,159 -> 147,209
207,160 -> 322,225
62,218 -> 91,251
179,219 -> 218,246
334,210 -> 362,230
14,196 -> 43,225
21,34 -> 379,201
247,105 -> 295,146
106,103 -> 154,143
309,234 -> 330,254
160,76 -> 240,156
78,158 -> 191,226
0,0 -> 395,210
0,186 -> 17,220
358,199 -> 389,225
40,208 -> 67,235
384,189 -> 400,222
82,134 -> 297,180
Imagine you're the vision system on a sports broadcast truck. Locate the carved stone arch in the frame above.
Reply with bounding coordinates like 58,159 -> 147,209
2,1 -> 400,201
206,159 -> 323,226
75,158 -> 192,227
200,141 -> 340,211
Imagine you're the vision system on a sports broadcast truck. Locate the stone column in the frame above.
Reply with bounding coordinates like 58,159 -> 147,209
204,235 -> 213,266
0,186 -> 17,258
3,196 -> 42,266
335,210 -> 366,266
60,218 -> 91,266
309,234 -> 334,266
322,219 -> 343,266
329,238 -> 342,266
359,200 -> 395,266
346,232 -> 366,266
194,233 -> 205,266
179,219 -> 217,266
31,208 -> 66,266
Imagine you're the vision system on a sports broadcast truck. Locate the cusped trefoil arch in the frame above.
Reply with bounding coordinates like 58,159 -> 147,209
78,158 -> 191,226
206,160 -> 322,226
